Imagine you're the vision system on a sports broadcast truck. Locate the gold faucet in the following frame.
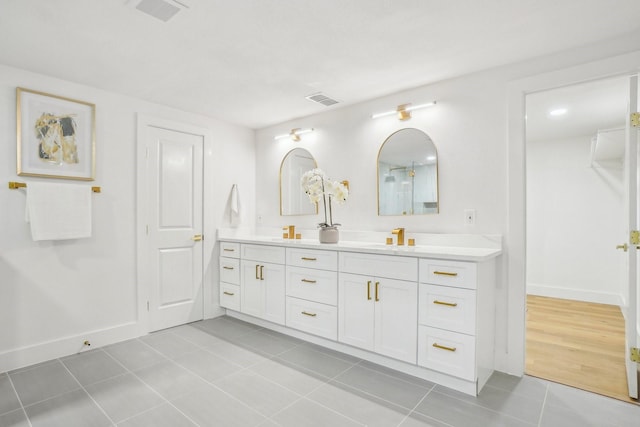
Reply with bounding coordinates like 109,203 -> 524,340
391,228 -> 405,246
283,225 -> 295,239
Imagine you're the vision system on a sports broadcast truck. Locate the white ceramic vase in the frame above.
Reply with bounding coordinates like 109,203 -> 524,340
319,226 -> 339,244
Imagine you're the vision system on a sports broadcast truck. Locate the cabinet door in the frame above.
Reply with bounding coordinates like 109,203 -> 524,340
241,260 -> 263,318
263,262 -> 286,325
338,273 -> 375,351
374,278 -> 418,363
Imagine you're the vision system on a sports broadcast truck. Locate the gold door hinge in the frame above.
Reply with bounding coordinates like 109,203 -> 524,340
630,230 -> 640,245
631,112 -> 640,127
631,347 -> 640,363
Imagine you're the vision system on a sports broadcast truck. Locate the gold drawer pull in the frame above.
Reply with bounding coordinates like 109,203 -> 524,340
433,343 -> 457,352
223,266 -> 234,270
223,248 -> 235,252
301,257 -> 317,261
433,271 -> 458,277
301,311 -> 317,317
301,279 -> 317,284
223,291 -> 235,296
433,300 -> 458,307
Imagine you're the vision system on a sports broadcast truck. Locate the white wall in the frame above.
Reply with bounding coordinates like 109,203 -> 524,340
526,135 -> 625,305
0,64 -> 255,372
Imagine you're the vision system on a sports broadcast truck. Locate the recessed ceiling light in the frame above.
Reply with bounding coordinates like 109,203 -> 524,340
549,108 -> 568,116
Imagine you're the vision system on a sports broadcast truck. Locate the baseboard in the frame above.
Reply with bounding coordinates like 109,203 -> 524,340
527,283 -> 623,307
0,321 -> 140,373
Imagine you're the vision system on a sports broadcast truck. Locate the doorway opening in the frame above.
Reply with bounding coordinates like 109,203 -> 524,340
524,75 -> 636,403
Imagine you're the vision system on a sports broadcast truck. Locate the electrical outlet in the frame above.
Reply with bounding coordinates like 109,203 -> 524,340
464,209 -> 476,225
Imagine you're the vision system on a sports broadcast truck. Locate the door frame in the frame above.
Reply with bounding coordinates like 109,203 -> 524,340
505,51 -> 640,375
136,114 -> 215,335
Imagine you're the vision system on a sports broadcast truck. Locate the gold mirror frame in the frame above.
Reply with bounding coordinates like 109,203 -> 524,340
279,148 -> 319,216
377,128 -> 439,216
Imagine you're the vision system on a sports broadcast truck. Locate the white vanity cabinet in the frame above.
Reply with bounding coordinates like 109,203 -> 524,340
240,244 -> 286,325
285,248 -> 338,340
338,253 -> 418,363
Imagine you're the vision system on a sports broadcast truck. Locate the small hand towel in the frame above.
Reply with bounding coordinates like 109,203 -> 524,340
230,184 -> 240,227
25,182 -> 92,241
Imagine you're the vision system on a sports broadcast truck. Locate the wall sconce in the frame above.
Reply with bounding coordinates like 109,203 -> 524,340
274,128 -> 314,141
371,101 -> 436,120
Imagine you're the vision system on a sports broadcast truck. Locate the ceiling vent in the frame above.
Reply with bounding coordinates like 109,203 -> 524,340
305,93 -> 339,107
128,0 -> 189,22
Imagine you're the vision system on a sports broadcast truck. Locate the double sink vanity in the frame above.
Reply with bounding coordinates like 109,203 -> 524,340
218,229 -> 501,396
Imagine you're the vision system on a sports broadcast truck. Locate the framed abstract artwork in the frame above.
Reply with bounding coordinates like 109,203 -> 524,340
16,87 -> 96,180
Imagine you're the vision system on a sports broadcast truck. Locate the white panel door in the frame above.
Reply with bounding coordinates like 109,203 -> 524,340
374,278 -> 418,363
624,75 -> 639,398
241,260 -> 264,318
147,126 -> 204,332
338,273 -> 375,351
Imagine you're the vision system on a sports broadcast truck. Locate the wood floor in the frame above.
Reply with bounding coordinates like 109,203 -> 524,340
526,295 -> 638,404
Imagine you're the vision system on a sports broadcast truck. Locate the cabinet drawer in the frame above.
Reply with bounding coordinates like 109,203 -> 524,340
220,283 -> 240,311
241,244 -> 285,264
339,252 -> 417,282
220,242 -> 240,258
286,248 -> 337,271
418,326 -> 475,381
419,284 -> 476,335
220,257 -> 240,285
286,297 -> 337,340
419,259 -> 477,289
286,266 -> 338,306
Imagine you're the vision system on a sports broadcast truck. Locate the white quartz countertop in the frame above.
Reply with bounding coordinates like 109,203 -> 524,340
218,234 -> 502,262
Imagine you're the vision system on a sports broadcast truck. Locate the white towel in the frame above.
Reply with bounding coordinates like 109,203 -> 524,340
230,184 -> 240,227
25,182 -> 92,241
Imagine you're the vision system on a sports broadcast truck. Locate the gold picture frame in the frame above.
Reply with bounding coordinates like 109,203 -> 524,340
17,87 -> 96,180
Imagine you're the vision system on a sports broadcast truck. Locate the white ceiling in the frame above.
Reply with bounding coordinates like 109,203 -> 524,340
1,0 -> 640,129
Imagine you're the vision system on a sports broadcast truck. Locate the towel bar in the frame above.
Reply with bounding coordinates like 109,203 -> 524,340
8,181 -> 101,193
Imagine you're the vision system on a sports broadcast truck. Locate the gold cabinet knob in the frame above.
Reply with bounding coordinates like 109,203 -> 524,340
192,234 -> 203,241
616,243 -> 628,252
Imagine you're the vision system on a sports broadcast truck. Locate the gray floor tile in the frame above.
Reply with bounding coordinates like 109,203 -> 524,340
308,381 -> 410,427
193,316 -> 262,340
271,397 -> 364,427
230,329 -> 301,356
434,383 -> 543,425
216,370 -> 301,416
171,383 -> 266,427
9,360 -> 80,406
249,357 -> 328,395
542,382 -> 640,427
166,324 -> 226,347
24,388 -> 112,427
134,360 -> 209,400
301,342 -> 362,364
278,345 -> 356,378
0,374 -> 21,416
399,412 -> 454,427
173,349 -> 243,382
139,331 -> 202,359
358,360 -> 436,389
414,391 -> 534,427
104,338 -> 166,371
0,409 -> 29,427
201,339 -> 271,367
334,364 -> 431,410
117,403 -> 197,427
62,349 -> 127,386
85,373 -> 165,423
486,372 -> 548,401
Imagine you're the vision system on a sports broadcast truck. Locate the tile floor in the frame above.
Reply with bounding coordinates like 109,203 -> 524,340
1,316 -> 639,427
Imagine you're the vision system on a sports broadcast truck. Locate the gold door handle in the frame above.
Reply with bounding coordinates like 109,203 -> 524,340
255,264 -> 260,280
433,343 -> 457,352
616,243 -> 628,252
301,311 -> 317,317
223,266 -> 234,270
301,279 -> 317,284
259,265 -> 264,280
375,281 -> 380,302
367,281 -> 372,300
301,257 -> 317,261
433,300 -> 458,307
192,234 -> 203,241
223,291 -> 234,296
433,271 -> 458,277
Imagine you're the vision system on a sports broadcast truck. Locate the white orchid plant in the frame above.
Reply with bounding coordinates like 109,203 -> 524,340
301,168 -> 348,228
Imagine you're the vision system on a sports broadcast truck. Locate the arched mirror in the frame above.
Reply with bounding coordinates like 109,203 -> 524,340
377,128 -> 439,215
280,148 -> 318,215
